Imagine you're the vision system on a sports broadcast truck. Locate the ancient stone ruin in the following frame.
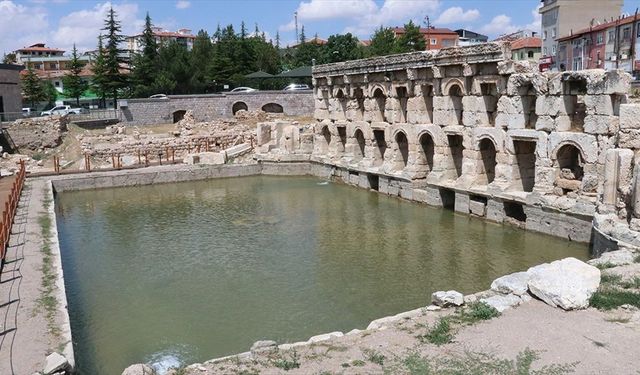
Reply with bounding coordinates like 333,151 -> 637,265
257,42 -> 639,249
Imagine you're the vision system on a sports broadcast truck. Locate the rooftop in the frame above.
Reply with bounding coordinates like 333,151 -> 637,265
16,43 -> 65,53
511,37 -> 542,50
392,27 -> 458,36
557,14 -> 638,41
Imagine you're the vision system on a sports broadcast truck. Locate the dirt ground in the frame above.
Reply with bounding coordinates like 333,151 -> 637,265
175,275 -> 640,375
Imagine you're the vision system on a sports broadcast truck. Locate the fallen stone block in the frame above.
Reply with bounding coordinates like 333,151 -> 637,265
491,271 -> 530,295
308,331 -> 343,343
480,294 -> 522,313
527,257 -> 600,310
250,340 -> 278,354
431,290 -> 464,307
588,249 -> 636,267
44,352 -> 70,375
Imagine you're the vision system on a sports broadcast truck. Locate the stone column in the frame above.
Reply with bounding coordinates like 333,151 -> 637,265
602,149 -> 619,206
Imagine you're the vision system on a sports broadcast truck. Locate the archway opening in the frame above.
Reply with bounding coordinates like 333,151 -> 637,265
447,134 -> 464,178
555,144 -> 584,194
354,129 -> 366,160
261,103 -> 283,113
232,102 -> 248,115
172,110 -> 186,123
354,88 -> 365,117
337,126 -> 347,153
335,90 -> 347,118
421,85 -> 434,123
321,126 -> 331,149
394,131 -> 409,169
448,84 -> 464,125
373,88 -> 386,122
513,140 -> 536,192
480,83 -> 498,126
419,133 -> 435,173
373,129 -> 387,166
479,138 -> 497,184
520,83 -> 537,129
396,86 -> 408,123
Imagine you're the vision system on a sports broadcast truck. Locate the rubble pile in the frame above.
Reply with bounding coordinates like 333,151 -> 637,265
6,115 -> 69,151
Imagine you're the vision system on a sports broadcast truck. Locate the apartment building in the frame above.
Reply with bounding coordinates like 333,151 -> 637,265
455,29 -> 488,46
539,0 -> 623,70
556,14 -> 640,76
511,37 -> 543,63
126,27 -> 196,54
14,43 -> 65,64
392,27 -> 459,50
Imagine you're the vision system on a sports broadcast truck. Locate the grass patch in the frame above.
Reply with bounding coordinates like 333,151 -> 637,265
351,359 -> 365,367
418,302 -> 499,346
389,348 -> 576,375
590,289 -> 640,310
600,273 -> 623,285
620,276 -> 640,289
36,186 -> 61,338
594,262 -> 616,270
421,318 -> 453,346
271,350 -> 300,371
363,348 -> 385,366
634,254 -> 640,263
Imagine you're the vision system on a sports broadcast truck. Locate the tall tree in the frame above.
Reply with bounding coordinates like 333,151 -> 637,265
395,20 -> 425,53
91,35 -> 109,107
190,30 -> 214,92
300,25 -> 306,43
130,12 -> 158,97
368,26 -> 396,57
275,31 -> 281,49
22,64 -> 45,109
2,53 -> 16,64
62,44 -> 89,106
43,81 -> 58,107
101,7 -> 128,107
323,33 -> 362,63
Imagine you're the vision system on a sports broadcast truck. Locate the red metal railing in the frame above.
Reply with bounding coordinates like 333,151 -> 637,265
0,160 -> 26,263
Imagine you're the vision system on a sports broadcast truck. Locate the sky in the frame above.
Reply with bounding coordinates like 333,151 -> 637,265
1,0 -> 639,55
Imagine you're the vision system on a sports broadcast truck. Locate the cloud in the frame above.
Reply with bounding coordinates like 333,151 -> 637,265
434,7 -> 479,25
175,0 -> 190,10
280,0 -> 440,36
50,2 -> 144,52
480,4 -> 541,38
0,0 -> 49,54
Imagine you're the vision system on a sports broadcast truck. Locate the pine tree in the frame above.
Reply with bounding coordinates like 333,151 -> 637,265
91,35 -> 109,107
369,26 -> 396,57
101,7 -> 128,107
62,44 -> 89,106
43,81 -> 58,107
130,12 -> 158,97
190,30 -> 214,92
395,20 -> 425,53
300,25 -> 306,43
275,31 -> 281,49
22,64 -> 45,109
240,21 -> 247,39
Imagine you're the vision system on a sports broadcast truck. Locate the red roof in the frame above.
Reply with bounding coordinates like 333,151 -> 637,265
511,37 -> 542,50
557,14 -> 637,41
17,43 -> 64,53
393,27 -> 458,36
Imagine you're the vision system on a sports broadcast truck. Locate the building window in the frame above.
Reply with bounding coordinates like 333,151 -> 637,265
543,30 -> 548,40
528,50 -> 534,58
54,81 -> 60,87
597,33 -> 603,44
608,30 -> 615,43
552,45 -> 557,55
623,27 -> 631,41
637,23 -> 640,37
430,38 -> 437,45
442,39 -> 455,47
543,47 -> 548,55
552,28 -> 556,38
520,52 -> 524,59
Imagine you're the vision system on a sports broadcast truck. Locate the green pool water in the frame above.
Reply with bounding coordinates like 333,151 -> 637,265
55,176 -> 589,374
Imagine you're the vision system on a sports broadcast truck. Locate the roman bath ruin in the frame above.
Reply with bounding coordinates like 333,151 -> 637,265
2,41 -> 640,374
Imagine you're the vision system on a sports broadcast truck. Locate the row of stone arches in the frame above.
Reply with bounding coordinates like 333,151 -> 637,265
231,101 -> 284,115
317,124 -> 589,195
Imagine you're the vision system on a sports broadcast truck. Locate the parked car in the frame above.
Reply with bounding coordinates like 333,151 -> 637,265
40,105 -> 82,116
282,83 -> 310,91
149,94 -> 168,99
230,87 -> 257,93
22,108 -> 33,117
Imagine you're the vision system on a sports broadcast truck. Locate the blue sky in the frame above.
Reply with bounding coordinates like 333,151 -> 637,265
1,0 -> 638,55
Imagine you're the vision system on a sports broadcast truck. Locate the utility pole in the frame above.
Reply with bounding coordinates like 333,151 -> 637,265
295,11 -> 299,44
424,15 -> 431,50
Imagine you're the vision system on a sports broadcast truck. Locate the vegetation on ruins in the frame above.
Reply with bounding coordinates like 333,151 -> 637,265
590,271 -> 640,310
419,302 -> 500,346
62,44 -> 89,106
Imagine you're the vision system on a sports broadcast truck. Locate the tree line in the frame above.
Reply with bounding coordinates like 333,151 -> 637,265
19,7 -> 428,109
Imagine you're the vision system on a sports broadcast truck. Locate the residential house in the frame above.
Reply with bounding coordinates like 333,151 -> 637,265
126,27 -> 196,54
556,14 -> 640,75
392,26 -> 459,50
511,37 -> 542,64
455,29 -> 488,46
539,0 -> 623,71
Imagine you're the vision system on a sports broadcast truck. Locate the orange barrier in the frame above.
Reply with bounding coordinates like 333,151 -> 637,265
0,160 -> 26,263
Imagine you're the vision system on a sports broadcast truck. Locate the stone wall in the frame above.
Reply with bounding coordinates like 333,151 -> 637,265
257,42 -> 639,247
0,64 -> 23,117
120,91 -> 314,126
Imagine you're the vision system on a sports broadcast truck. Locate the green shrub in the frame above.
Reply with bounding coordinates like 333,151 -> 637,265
590,289 -> 640,310
422,318 -> 453,346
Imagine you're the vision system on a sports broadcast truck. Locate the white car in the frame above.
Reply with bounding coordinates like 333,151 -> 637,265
282,83 -> 310,91
230,87 -> 257,93
40,105 -> 82,116
149,94 -> 168,99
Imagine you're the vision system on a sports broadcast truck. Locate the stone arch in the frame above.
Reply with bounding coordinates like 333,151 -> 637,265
553,143 -> 585,194
367,83 -> 388,98
354,128 -> 366,160
447,83 -> 464,125
232,101 -> 248,115
416,125 -> 447,147
334,89 -> 347,118
441,78 -> 467,96
372,87 -> 387,122
262,103 -> 283,113
392,130 -> 409,170
172,110 -> 186,123
479,138 -> 497,184
418,132 -> 435,173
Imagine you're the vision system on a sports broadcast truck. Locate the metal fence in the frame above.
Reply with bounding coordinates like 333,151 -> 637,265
0,161 -> 26,264
0,108 -> 119,125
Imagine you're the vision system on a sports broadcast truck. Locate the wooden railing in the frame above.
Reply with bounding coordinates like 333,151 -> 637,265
0,161 -> 26,263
